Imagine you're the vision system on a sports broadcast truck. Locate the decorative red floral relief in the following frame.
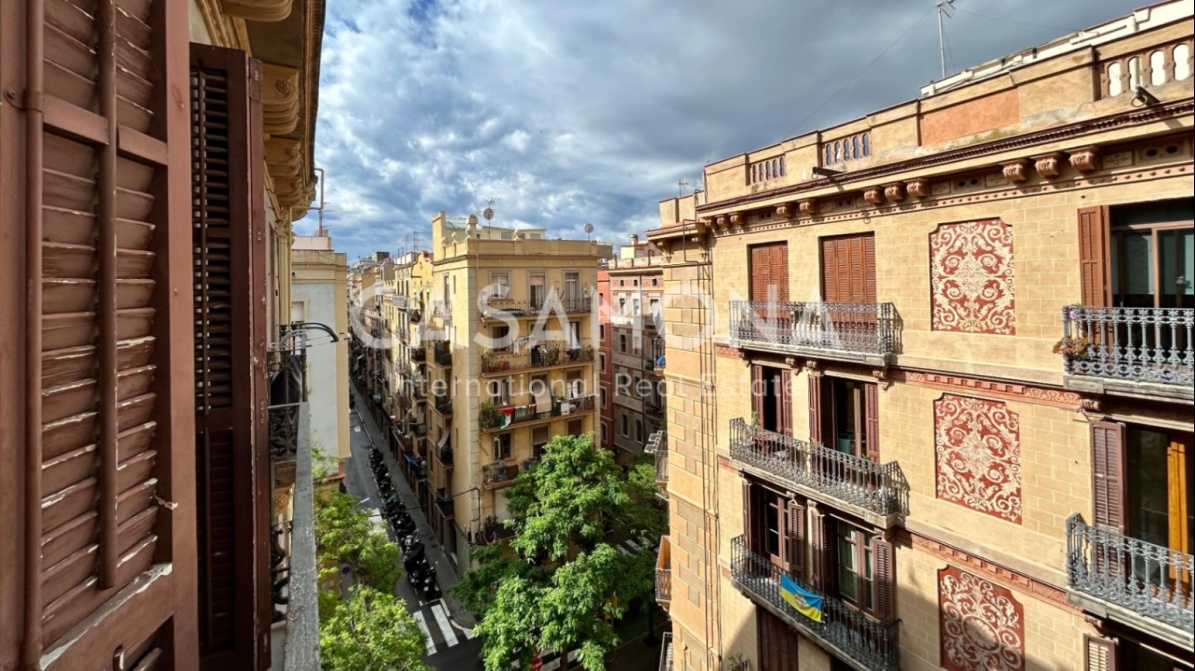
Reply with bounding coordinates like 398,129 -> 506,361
939,566 -> 1026,671
930,219 -> 1016,335
934,394 -> 1022,524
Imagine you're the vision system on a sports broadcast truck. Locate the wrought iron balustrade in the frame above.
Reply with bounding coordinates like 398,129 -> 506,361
483,461 -> 520,488
410,346 -> 426,362
1066,513 -> 1193,632
656,535 -> 672,605
729,301 -> 898,357
476,516 -> 516,544
1061,306 -> 1193,387
658,633 -> 673,671
481,342 -> 594,374
530,296 -> 592,313
434,497 -> 455,519
730,536 -> 900,671
729,419 -> 905,518
434,394 -> 453,416
436,441 -> 453,466
433,342 -> 453,367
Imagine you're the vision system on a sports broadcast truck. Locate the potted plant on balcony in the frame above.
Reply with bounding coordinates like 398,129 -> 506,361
479,400 -> 503,429
1052,334 -> 1091,360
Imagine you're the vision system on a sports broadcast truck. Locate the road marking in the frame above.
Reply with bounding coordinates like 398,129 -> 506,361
430,601 -> 459,648
412,609 -> 436,655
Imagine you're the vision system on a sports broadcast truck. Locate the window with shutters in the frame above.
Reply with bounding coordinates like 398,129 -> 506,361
822,515 -> 893,621
750,242 -> 790,303
752,364 -> 792,436
1122,424 -> 1193,557
821,234 -> 876,304
758,608 -> 800,671
1115,636 -> 1192,671
812,377 -> 880,461
1105,199 -> 1194,309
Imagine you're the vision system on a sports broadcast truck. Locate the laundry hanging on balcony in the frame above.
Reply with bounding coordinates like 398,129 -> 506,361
780,574 -> 823,623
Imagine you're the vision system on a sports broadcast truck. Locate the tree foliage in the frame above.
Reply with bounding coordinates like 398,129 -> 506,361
320,587 -> 431,671
314,490 -> 400,593
457,434 -> 667,671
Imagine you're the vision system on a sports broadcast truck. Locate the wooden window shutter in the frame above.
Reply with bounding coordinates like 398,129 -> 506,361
1085,635 -> 1117,671
752,364 -> 765,424
863,234 -> 877,304
864,382 -> 881,462
191,44 -> 269,669
808,373 -> 824,444
780,369 -> 793,437
771,243 -> 789,302
787,499 -> 806,578
809,505 -> 828,590
742,480 -> 757,552
872,536 -> 895,621
1091,421 -> 1127,534
1078,207 -> 1111,307
750,245 -> 771,301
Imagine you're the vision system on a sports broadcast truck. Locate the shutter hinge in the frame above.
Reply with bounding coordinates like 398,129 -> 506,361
154,496 -> 179,511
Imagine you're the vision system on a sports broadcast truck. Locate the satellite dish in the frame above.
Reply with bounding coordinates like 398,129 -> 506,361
584,223 -> 594,235
483,208 -> 494,221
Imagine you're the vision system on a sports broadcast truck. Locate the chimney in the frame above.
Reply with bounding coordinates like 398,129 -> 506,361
630,234 -> 639,246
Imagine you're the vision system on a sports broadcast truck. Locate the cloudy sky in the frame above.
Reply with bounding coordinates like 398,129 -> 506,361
304,0 -> 1147,260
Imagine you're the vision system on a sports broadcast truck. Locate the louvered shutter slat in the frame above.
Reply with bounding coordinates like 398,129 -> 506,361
1085,635 -> 1117,671
788,499 -> 806,579
1078,207 -> 1111,307
864,382 -> 880,462
780,369 -> 793,438
809,506 -> 828,591
808,373 -> 824,445
743,480 -> 756,553
873,536 -> 895,621
1091,421 -> 1126,533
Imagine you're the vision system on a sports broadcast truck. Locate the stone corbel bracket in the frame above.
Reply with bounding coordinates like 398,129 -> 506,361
262,63 -> 300,136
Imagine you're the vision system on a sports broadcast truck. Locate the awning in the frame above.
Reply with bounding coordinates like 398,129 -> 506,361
532,384 -> 551,414
405,454 -> 419,466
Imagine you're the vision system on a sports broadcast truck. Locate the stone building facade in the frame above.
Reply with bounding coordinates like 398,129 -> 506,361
648,4 -> 1194,671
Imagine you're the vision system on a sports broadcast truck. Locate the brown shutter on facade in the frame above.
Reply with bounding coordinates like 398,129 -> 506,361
750,242 -> 789,302
808,373 -> 824,444
780,369 -> 793,437
872,536 -> 895,621
1078,206 -> 1111,307
787,500 -> 806,578
1091,421 -> 1127,534
821,234 -> 876,303
191,44 -> 269,670
752,364 -> 765,425
809,506 -> 828,590
1085,635 -> 1117,671
743,480 -> 757,553
864,382 -> 881,462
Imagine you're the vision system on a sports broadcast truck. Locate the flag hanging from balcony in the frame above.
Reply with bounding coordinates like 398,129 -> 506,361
501,407 -> 513,428
780,574 -> 823,623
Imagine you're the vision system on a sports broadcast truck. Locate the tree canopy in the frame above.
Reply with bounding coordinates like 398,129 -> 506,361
456,434 -> 667,671
320,587 -> 431,671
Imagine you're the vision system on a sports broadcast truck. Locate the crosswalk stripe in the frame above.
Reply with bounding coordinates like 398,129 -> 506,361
430,601 -> 459,648
412,609 -> 436,655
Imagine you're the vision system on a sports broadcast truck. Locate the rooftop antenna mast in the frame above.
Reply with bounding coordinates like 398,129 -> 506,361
937,0 -> 956,79
678,179 -> 691,198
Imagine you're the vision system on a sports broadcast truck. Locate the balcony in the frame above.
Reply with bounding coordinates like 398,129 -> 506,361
433,393 -> 453,417
730,536 -> 900,671
658,632 -> 672,671
656,536 -> 672,610
433,300 -> 452,319
729,419 -> 906,527
728,301 -> 898,366
1065,514 -> 1193,645
433,342 -> 453,367
434,497 -> 455,520
482,461 -> 520,489
644,398 -> 664,418
434,440 -> 453,468
479,394 -> 597,432
481,343 -> 595,375
646,431 -> 668,500
475,516 -> 516,545
1060,306 -> 1193,402
410,346 -> 426,362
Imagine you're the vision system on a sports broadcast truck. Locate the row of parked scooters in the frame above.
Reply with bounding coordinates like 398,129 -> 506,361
369,448 -> 439,602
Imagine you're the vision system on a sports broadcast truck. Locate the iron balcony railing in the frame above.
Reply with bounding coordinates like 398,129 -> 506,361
658,632 -> 673,671
729,301 -> 898,357
1065,514 -> 1193,632
434,394 -> 452,416
480,394 -> 597,431
729,419 -> 906,518
481,342 -> 595,374
1061,306 -> 1193,387
530,296 -> 592,313
435,441 -> 453,467
410,346 -> 426,362
476,516 -> 516,544
482,461 -> 520,489
656,535 -> 671,605
433,342 -> 453,367
434,497 -> 455,519
730,536 -> 900,671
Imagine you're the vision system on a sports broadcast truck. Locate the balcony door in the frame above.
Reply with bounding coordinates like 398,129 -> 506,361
752,365 -> 792,437
749,242 -> 789,339
759,608 -> 800,671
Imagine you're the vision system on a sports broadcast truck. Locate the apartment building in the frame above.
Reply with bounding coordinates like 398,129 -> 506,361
0,0 -> 326,669
426,212 -> 612,569
601,238 -> 668,466
648,4 -> 1194,671
388,251 -> 435,493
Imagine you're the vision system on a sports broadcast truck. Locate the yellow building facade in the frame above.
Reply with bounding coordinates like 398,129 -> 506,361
649,5 -> 1193,671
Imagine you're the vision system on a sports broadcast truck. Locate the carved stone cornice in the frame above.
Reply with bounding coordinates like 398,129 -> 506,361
863,187 -> 884,205
906,178 -> 930,198
262,63 -> 300,136
221,0 -> 295,22
882,182 -> 906,202
1069,146 -> 1100,173
1033,152 -> 1068,179
1000,158 -> 1031,183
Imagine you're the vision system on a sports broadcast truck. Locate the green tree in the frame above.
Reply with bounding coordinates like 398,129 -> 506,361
457,434 -> 666,671
320,586 -> 431,671
314,491 -> 400,592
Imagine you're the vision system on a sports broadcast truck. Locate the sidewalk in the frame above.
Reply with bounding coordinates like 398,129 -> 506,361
349,383 -> 477,629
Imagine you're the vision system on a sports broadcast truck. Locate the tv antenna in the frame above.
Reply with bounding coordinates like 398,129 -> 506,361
678,179 -> 691,198
937,0 -> 956,79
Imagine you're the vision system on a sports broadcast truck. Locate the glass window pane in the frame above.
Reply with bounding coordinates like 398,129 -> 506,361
1121,232 -> 1155,296
837,535 -> 857,601
1182,230 -> 1193,297
1128,427 -> 1171,549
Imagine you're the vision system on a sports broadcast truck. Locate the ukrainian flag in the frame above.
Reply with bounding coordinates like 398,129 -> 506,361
780,574 -> 823,623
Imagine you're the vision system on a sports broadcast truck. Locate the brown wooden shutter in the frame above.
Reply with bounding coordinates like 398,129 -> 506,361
864,382 -> 881,462
872,536 -> 895,621
822,235 -> 876,303
780,369 -> 793,437
1078,207 -> 1111,307
752,364 -> 765,425
862,234 -> 877,304
787,499 -> 806,579
1085,635 -> 1117,671
1091,421 -> 1127,534
191,44 -> 269,670
2,0 -> 195,667
771,243 -> 789,302
808,373 -> 824,444
742,480 -> 757,553
751,245 -> 771,301
809,505 -> 828,591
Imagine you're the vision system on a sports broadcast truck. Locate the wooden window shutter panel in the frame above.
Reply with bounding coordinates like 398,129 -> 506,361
863,234 -> 877,304
822,238 -> 838,303
1085,635 -> 1117,671
872,536 -> 895,621
750,246 -> 770,301
1091,421 -> 1127,534
752,364 -> 765,425
742,480 -> 756,552
808,373 -> 824,445
780,369 -> 793,437
864,382 -> 881,462
809,505 -> 828,590
848,236 -> 866,303
787,499 -> 806,578
191,43 -> 268,669
772,243 -> 789,302
1078,207 -> 1111,307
